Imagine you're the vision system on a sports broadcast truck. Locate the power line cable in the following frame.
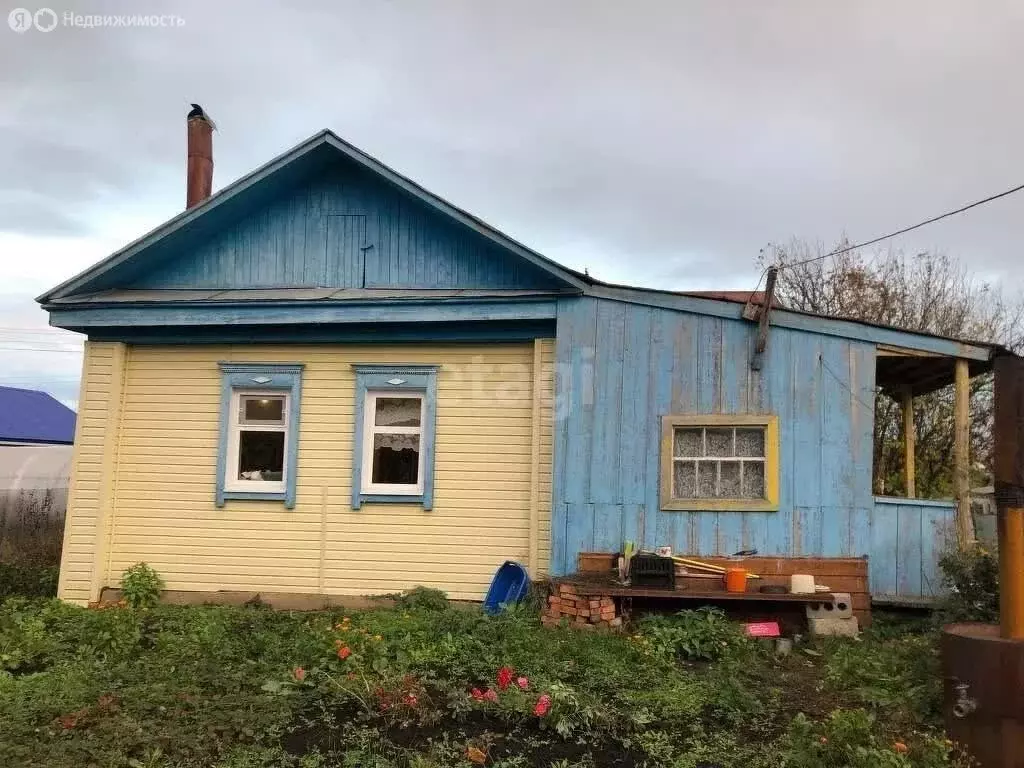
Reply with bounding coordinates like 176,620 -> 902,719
0,345 -> 83,354
776,179 -> 1024,271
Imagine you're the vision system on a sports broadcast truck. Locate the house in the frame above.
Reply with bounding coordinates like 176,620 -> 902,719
38,109 -> 1003,607
0,385 -> 76,446
0,386 -> 75,563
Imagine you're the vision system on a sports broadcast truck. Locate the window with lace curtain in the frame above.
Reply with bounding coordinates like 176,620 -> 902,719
364,394 -> 424,491
660,414 -> 779,511
352,365 -> 438,509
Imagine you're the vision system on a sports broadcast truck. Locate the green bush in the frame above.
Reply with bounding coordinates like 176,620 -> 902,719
635,607 -> 757,662
0,563 -> 58,601
782,709 -> 968,768
120,562 -> 165,610
938,544 -> 999,623
393,586 -> 449,612
823,630 -> 942,721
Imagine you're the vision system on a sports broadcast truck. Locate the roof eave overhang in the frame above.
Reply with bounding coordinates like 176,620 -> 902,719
588,283 -> 999,362
45,295 -> 560,331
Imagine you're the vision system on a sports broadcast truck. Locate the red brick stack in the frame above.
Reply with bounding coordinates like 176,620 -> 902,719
542,583 -> 622,630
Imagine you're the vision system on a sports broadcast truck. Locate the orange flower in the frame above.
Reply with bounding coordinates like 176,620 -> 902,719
893,742 -> 909,754
338,646 -> 352,660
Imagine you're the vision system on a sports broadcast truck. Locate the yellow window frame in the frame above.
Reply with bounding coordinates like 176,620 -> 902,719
660,414 -> 780,512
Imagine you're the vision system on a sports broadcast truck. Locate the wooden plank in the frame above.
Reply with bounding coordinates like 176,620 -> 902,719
617,307 -> 652,506
920,504 -> 954,597
764,329 -> 794,554
693,556 -> 868,577
557,580 -> 838,602
820,340 -> 855,524
870,502 -> 900,595
902,389 -> 916,498
896,503 -> 923,596
954,358 -> 973,546
589,300 -> 626,503
592,504 -> 624,553
792,335 -> 823,553
644,309 -> 674,551
564,503 -> 595,564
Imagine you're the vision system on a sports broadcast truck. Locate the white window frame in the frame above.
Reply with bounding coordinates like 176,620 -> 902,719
225,389 -> 289,495
361,391 -> 425,496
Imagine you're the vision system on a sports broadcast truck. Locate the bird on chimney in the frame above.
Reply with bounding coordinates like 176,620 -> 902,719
187,103 -> 217,130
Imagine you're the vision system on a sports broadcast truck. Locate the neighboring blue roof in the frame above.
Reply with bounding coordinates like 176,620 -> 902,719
0,386 -> 76,445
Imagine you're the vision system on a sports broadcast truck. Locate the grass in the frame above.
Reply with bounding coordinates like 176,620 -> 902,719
0,592 -> 970,768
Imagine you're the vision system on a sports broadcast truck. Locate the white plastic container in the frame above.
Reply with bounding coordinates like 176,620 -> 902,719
790,574 -> 815,594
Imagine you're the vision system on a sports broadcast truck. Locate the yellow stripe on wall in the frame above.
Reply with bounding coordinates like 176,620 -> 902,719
59,341 -> 555,603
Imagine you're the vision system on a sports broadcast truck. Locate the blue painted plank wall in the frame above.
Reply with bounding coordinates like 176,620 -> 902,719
870,497 -> 956,598
132,162 -> 561,291
551,296 -> 880,575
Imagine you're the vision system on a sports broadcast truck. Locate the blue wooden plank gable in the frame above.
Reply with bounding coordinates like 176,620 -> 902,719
130,160 -> 567,291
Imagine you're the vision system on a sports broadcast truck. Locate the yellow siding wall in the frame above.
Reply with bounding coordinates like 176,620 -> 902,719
59,341 -> 554,603
58,341 -> 127,604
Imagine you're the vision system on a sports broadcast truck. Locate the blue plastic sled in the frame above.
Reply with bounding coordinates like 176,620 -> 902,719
483,561 -> 530,615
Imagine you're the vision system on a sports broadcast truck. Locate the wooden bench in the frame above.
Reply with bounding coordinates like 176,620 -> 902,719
569,554 -> 871,627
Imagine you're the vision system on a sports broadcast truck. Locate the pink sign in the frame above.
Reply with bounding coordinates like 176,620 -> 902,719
744,621 -> 781,638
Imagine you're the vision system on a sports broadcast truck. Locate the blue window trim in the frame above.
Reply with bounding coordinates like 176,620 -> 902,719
352,365 -> 438,511
217,363 -> 303,509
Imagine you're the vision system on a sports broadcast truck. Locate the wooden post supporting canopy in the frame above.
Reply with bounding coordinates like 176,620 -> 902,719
954,358 -> 974,547
994,355 -> 1024,640
902,388 -> 916,499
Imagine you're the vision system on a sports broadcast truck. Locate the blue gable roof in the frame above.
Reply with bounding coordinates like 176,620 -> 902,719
38,131 -> 587,301
0,386 -> 76,445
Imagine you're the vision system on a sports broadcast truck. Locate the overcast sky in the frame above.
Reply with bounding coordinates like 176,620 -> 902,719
2,1 -> 1023,405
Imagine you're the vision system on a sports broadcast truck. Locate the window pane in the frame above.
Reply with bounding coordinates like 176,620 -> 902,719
696,462 -> 717,497
735,428 -> 765,457
719,461 -> 741,497
240,396 -> 285,424
372,433 -> 420,484
674,428 -> 702,457
375,397 -> 422,428
741,461 -> 765,499
673,460 -> 696,498
238,431 -> 285,481
705,428 -> 733,457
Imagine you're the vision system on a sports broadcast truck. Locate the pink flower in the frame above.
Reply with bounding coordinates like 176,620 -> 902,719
533,694 -> 551,717
496,666 -> 514,691
483,688 -> 499,703
293,667 -> 306,682
470,688 -> 485,701
516,676 -> 529,690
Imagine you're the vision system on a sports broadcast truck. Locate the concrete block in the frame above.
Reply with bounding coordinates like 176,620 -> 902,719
808,616 -> 860,637
806,592 -> 854,620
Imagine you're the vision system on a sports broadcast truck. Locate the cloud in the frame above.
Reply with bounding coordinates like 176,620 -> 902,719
2,0 -> 1023,388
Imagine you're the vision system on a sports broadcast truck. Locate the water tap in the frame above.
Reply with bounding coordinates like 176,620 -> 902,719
952,681 -> 978,719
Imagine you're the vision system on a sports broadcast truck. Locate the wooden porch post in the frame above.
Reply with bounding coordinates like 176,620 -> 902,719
994,355 -> 1024,639
902,388 -> 916,498
954,358 -> 974,547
